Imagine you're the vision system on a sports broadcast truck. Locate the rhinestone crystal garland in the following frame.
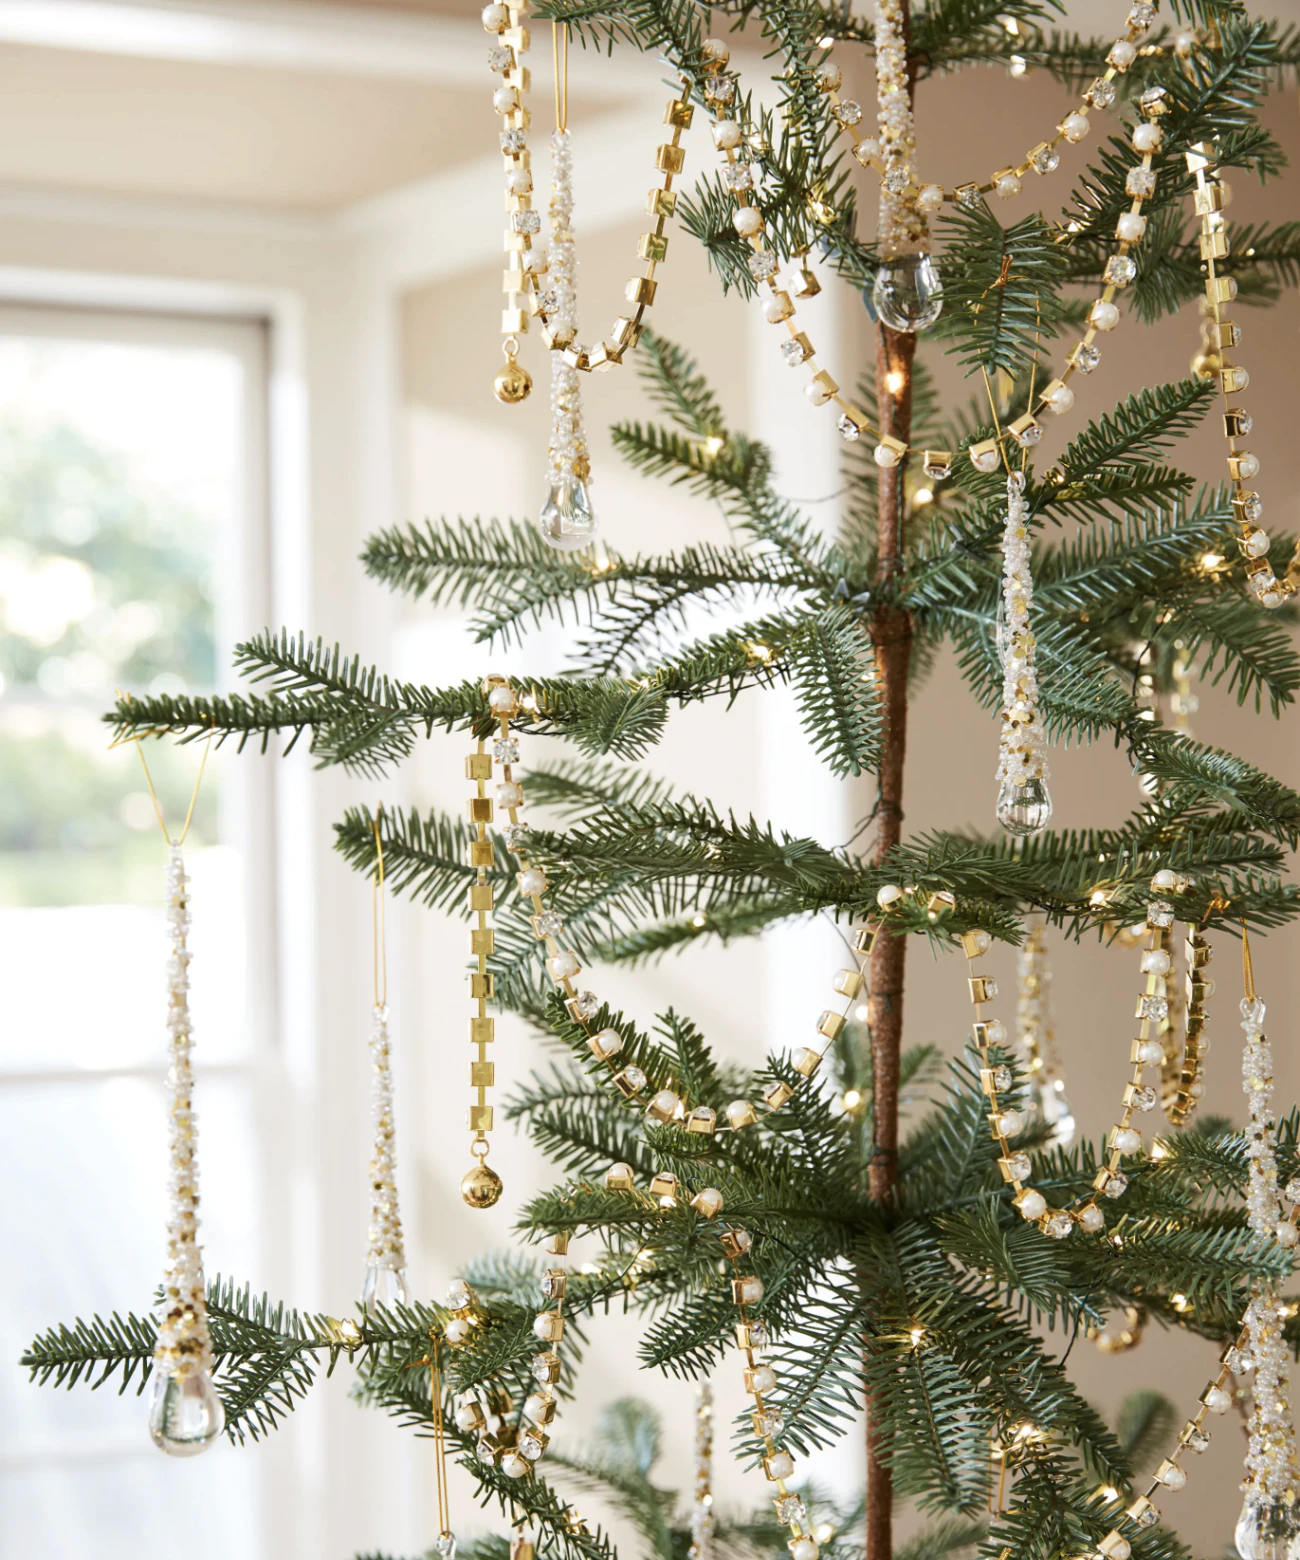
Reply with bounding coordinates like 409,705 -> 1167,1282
1016,924 -> 1075,1149
148,843 -> 225,1457
538,128 -> 597,551
362,1002 -> 409,1313
995,472 -> 1052,837
1237,1291 -> 1300,1560
869,0 -> 942,332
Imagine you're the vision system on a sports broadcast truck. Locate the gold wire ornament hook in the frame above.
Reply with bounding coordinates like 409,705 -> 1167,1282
372,805 -> 388,1011
116,690 -> 215,849
552,21 -> 569,132
1242,918 -> 1256,1004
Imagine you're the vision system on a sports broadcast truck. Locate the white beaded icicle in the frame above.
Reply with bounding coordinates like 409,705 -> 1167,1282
538,127 -> 598,550
148,843 -> 225,1457
688,1382 -> 715,1560
1241,993 -> 1288,1247
1237,1289 -> 1300,1560
870,0 -> 943,332
362,1002 -> 409,1313
995,471 -> 1053,836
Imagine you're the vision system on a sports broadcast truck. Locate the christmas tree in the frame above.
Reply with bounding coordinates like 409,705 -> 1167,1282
21,5 -> 1300,1560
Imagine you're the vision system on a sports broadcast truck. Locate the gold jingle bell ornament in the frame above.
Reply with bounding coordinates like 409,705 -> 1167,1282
461,1158 -> 504,1209
493,345 -> 532,405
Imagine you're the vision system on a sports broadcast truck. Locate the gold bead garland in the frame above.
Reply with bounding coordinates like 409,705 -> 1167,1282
485,0 -> 535,403
701,53 -> 1166,472
1188,144 -> 1297,606
1159,920 -> 1212,1126
821,1 -> 1159,218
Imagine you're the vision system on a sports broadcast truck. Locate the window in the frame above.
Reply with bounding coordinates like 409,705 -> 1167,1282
0,305 -> 274,1560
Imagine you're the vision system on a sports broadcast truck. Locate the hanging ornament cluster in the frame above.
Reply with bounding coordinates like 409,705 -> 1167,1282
1016,923 -> 1075,1148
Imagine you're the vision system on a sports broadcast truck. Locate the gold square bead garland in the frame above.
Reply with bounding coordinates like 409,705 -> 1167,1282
485,0 -> 536,404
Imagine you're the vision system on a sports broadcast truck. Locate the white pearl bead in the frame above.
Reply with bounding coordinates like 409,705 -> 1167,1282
694,1187 -> 725,1217
501,1453 -> 529,1478
488,685 -> 518,713
732,206 -> 763,236
1137,1040 -> 1164,1065
713,120 -> 742,150
996,173 -> 1022,200
917,183 -> 944,213
1045,383 -> 1074,414
1060,112 -> 1090,143
1205,1386 -> 1231,1414
507,168 -> 533,194
765,1451 -> 794,1479
792,1541 -> 819,1560
1141,949 -> 1171,974
1246,530 -> 1271,557
1078,1203 -> 1105,1232
481,2 -> 508,29
1109,39 -> 1137,68
1114,1127 -> 1142,1155
1278,1222 -> 1299,1248
1018,1190 -> 1047,1220
547,950 -> 580,981
701,37 -> 730,65
856,137 -> 882,164
727,1100 -> 755,1128
998,1110 -> 1025,1138
805,378 -> 834,406
590,1028 -> 623,1059
445,1317 -> 470,1343
737,1274 -> 764,1303
972,447 -> 1001,472
1151,868 -> 1178,889
1236,452 -> 1260,480
876,884 -> 905,907
1117,211 -> 1147,242
1262,590 -> 1282,609
455,1403 -> 481,1430
749,1366 -> 776,1392
1090,300 -> 1120,331
968,929 -> 992,955
519,867 -> 547,896
496,781 -> 523,808
651,1088 -> 681,1118
874,443 -> 901,468
1107,1539 -> 1131,1560
1133,122 -> 1163,153
817,62 -> 842,91
493,86 -> 520,114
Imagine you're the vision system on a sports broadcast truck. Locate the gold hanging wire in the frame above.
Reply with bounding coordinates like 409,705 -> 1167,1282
1242,917 -> 1256,1004
113,691 -> 214,848
430,1337 -> 452,1546
552,21 -> 569,132
372,805 -> 388,1010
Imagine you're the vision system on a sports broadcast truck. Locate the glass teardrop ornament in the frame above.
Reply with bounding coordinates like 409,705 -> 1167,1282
871,252 -> 944,333
1235,1492 -> 1300,1560
996,776 -> 1052,837
148,1366 -> 225,1457
362,1263 -> 409,1316
539,476 -> 598,552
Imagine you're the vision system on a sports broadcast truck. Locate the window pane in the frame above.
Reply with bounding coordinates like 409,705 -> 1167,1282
0,327 -> 254,1070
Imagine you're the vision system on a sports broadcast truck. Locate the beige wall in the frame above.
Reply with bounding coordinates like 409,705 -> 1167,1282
400,62 -> 1300,1557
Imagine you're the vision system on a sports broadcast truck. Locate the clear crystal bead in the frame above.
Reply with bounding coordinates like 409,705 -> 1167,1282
435,1536 -> 458,1560
148,1367 -> 225,1458
748,250 -> 779,282
1135,1506 -> 1159,1529
837,414 -> 862,441
1128,2 -> 1156,27
1146,900 -> 1174,928
539,475 -> 598,552
621,1065 -> 648,1091
1131,1085 -> 1157,1113
1104,255 -> 1137,287
1007,1151 -> 1032,1180
1241,997 -> 1267,1028
724,162 -> 754,192
884,165 -> 911,195
706,77 -> 736,105
512,210 -> 541,235
781,338 -> 811,365
756,1408 -> 785,1435
776,1496 -> 808,1526
519,1431 -> 545,1460
1072,342 -> 1101,373
1044,1211 -> 1073,1239
531,1352 -> 559,1384
1086,78 -> 1116,107
494,737 -> 520,764
571,991 -> 600,1020
993,1065 -> 1013,1092
834,100 -> 862,125
536,910 -> 564,938
500,129 -> 526,154
1243,493 -> 1264,522
487,45 -> 513,70
1139,995 -> 1169,1021
505,822 -> 530,852
1032,145 -> 1061,175
871,253 -> 944,333
997,777 -> 1052,837
1126,167 -> 1156,198
1103,1170 -> 1129,1198
748,1320 -> 770,1350
537,288 -> 560,315
362,1263 -> 409,1315
1184,1427 -> 1210,1453
1012,420 -> 1042,448
1235,1493 -> 1300,1560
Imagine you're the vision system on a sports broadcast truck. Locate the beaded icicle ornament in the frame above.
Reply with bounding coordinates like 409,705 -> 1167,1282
538,123 -> 598,550
149,841 -> 225,1456
995,471 -> 1053,836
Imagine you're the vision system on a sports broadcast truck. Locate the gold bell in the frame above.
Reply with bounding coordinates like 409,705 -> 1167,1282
461,1161 -> 504,1209
493,353 -> 532,405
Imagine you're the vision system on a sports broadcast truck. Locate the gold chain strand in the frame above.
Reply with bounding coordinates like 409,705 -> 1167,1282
1159,916 -> 1212,1126
551,21 -> 567,134
430,1340 -> 453,1545
486,0 -> 535,404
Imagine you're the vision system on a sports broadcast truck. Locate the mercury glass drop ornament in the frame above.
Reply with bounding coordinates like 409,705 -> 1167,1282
148,1366 -> 225,1457
539,475 -> 597,551
997,777 -> 1053,836
871,252 -> 944,333
1236,1493 -> 1300,1560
